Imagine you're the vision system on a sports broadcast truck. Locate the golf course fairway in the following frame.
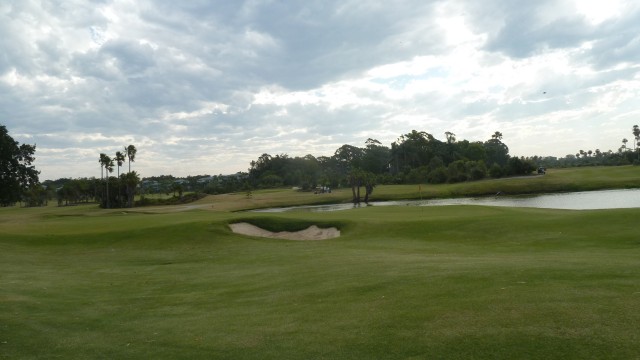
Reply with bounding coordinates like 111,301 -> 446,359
1,185 -> 640,358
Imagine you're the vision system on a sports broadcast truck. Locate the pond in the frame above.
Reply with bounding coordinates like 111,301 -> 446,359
252,188 -> 640,213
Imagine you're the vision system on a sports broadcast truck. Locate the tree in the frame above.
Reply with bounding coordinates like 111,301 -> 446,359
391,130 -> 439,172
633,125 -> 640,159
0,125 -> 39,206
115,151 -> 125,205
362,171 -> 376,204
361,138 -> 390,174
445,131 -> 456,144
100,155 -> 114,208
115,151 -> 125,178
125,144 -> 137,173
484,135 -> 509,167
99,153 -> 108,180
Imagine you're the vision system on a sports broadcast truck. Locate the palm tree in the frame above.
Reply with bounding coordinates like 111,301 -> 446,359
115,151 -> 126,206
622,138 -> 628,151
125,145 -> 137,173
633,125 -> 640,151
491,131 -> 503,141
99,153 -> 108,180
100,155 -> 114,208
115,151 -> 125,178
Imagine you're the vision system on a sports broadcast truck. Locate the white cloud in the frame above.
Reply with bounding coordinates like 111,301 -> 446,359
1,0 -> 640,179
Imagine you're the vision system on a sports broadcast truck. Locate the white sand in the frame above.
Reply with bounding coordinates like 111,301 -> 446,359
229,222 -> 340,240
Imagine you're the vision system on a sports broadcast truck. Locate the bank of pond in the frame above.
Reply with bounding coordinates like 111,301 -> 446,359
253,188 -> 640,212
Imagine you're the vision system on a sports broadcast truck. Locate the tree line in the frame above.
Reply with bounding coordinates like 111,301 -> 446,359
244,130 -> 539,203
3,123 -> 640,207
527,125 -> 640,168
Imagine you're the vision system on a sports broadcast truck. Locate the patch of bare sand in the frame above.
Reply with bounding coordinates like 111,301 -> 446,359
229,222 -> 340,240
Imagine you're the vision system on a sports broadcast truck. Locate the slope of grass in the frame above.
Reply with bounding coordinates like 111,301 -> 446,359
191,165 -> 640,211
2,204 -> 640,359
371,165 -> 640,201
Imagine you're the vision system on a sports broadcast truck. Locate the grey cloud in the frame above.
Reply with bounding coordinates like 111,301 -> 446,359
480,4 -> 594,57
137,1 -> 444,90
3,0 -> 640,179
100,39 -> 156,76
587,17 -> 640,69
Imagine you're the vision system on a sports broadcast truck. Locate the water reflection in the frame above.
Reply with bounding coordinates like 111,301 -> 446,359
252,189 -> 640,213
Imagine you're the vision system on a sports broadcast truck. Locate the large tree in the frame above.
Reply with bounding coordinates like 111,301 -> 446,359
100,154 -> 114,208
99,153 -> 108,180
361,138 -> 390,175
125,145 -> 137,173
633,125 -> 640,155
0,125 -> 39,206
115,151 -> 125,178
484,132 -> 510,167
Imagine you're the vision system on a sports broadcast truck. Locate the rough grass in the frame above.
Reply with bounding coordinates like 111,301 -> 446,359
373,165 -> 640,201
2,202 -> 640,359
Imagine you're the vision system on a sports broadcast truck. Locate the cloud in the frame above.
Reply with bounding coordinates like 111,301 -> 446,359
1,0 -> 639,179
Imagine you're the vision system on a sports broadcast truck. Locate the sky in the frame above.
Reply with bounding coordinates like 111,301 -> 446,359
2,0 -> 640,180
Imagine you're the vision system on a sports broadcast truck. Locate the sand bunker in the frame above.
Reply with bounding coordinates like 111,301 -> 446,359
229,222 -> 340,240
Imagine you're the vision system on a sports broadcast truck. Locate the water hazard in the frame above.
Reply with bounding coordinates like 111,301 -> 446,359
252,189 -> 640,213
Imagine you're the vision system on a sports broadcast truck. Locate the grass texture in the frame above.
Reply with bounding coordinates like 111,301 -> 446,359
2,204 -> 640,359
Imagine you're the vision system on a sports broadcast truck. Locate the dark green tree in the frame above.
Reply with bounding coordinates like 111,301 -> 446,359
99,155 -> 114,208
125,144 -> 137,173
115,151 -> 125,178
633,125 -> 640,158
361,138 -> 390,174
0,125 -> 39,206
484,132 -> 510,167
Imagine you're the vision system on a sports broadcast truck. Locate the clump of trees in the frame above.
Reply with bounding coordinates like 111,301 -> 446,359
47,178 -> 100,206
97,145 -> 140,208
0,125 -> 40,207
245,130 -> 537,203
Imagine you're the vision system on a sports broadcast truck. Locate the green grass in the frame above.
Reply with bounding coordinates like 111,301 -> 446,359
372,165 -> 640,201
2,200 -> 640,359
2,166 -> 640,358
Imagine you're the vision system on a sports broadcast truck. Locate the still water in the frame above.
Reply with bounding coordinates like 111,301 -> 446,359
252,189 -> 640,213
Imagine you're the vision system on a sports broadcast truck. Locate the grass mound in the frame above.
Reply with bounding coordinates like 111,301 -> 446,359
135,192 -> 206,206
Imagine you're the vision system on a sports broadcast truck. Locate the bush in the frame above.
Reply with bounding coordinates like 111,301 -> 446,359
427,166 -> 448,184
489,163 -> 504,178
406,166 -> 430,184
468,161 -> 487,181
505,157 -> 536,176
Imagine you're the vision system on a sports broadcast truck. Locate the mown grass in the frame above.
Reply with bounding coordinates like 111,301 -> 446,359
2,199 -> 640,359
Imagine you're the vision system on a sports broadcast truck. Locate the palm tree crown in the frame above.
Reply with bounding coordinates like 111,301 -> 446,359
126,145 -> 137,173
115,151 -> 125,177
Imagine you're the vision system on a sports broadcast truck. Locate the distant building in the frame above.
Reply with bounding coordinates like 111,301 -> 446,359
197,176 -> 215,184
